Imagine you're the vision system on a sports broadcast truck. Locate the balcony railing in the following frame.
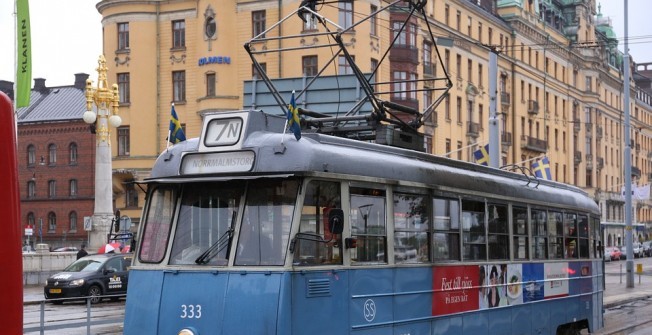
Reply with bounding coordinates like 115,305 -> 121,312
520,135 -> 547,153
423,63 -> 435,77
527,100 -> 539,115
500,92 -> 510,106
573,119 -> 581,133
586,154 -> 593,170
467,122 -> 480,137
596,126 -> 603,139
597,157 -> 604,170
389,45 -> 419,64
501,132 -> 513,146
632,166 -> 641,178
574,151 -> 582,165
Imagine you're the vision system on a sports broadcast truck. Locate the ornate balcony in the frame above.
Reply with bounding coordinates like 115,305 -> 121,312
527,100 -> 539,115
389,45 -> 419,64
500,92 -> 510,107
520,135 -> 547,153
574,151 -> 582,165
467,121 -> 480,138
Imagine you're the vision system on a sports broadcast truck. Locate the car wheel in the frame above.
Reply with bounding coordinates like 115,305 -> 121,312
88,285 -> 103,304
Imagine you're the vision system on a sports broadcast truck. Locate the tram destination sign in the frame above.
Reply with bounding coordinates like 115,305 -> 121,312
181,151 -> 255,175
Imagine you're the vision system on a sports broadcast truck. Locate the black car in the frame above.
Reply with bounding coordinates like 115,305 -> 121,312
44,253 -> 132,304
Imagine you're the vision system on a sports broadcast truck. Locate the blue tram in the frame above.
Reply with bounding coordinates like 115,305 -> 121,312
124,110 -> 603,335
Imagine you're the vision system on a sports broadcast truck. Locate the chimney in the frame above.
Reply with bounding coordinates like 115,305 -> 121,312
33,78 -> 47,93
74,73 -> 89,90
0,80 -> 14,100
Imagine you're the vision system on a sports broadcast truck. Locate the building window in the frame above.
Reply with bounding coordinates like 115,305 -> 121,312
27,144 -> 35,166
370,5 -> 378,36
394,193 -> 429,263
456,97 -> 462,123
27,181 -> 35,198
48,180 -> 56,198
252,10 -> 266,37
116,73 -> 130,103
338,55 -> 354,75
444,96 -> 450,120
456,10 -> 461,31
173,71 -> 186,102
206,72 -> 216,97
48,212 -> 56,232
172,20 -> 185,48
48,144 -> 56,165
118,126 -> 130,156
27,212 -> 35,226
126,182 -> 139,208
68,143 -> 77,164
338,1 -> 353,29
392,22 -> 416,47
69,211 -> 77,231
392,71 -> 407,99
205,16 -> 216,39
444,4 -> 450,26
118,22 -> 129,50
302,56 -> 318,76
252,62 -> 267,79
423,42 -> 432,74
69,179 -> 77,197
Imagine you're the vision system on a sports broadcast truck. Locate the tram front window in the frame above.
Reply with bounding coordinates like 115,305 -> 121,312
235,179 -> 298,266
170,181 -> 244,265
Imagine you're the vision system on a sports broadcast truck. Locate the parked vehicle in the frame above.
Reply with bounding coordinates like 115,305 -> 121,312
603,248 -> 613,262
52,247 -> 79,252
642,241 -> 652,257
44,253 -> 132,304
619,243 -> 643,259
605,247 -> 621,261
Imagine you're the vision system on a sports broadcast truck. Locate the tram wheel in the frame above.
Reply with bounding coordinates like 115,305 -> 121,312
87,285 -> 103,304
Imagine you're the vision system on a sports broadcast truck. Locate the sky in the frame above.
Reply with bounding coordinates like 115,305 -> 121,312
0,1 -> 650,88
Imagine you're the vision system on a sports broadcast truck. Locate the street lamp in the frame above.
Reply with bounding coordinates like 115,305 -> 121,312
83,55 -> 122,250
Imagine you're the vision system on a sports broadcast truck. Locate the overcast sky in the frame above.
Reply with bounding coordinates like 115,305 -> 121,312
0,1 -> 650,88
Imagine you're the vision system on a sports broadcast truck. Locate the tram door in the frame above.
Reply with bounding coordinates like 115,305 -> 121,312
291,180 -> 348,333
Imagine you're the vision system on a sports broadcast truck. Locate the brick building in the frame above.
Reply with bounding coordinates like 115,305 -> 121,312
11,74 -> 97,250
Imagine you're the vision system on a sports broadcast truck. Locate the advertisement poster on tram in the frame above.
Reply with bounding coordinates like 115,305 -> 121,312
432,265 -> 479,316
568,262 -> 592,295
522,263 -> 545,302
544,262 -> 569,298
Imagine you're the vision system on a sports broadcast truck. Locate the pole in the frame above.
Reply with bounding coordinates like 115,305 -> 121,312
488,50 -> 499,168
623,0 -> 634,288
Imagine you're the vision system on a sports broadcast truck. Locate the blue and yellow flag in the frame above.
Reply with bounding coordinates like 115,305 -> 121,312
16,0 -> 32,108
473,144 -> 490,166
532,156 -> 552,180
286,91 -> 301,140
168,104 -> 186,144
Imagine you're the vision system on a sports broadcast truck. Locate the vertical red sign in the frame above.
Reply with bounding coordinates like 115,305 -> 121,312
0,92 -> 23,333
433,265 -> 479,316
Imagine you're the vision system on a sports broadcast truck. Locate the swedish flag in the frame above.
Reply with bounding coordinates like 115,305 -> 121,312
532,156 -> 552,180
169,104 -> 186,144
286,91 -> 301,140
473,144 -> 490,166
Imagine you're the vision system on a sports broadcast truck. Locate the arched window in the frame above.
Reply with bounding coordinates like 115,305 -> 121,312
27,212 -> 35,226
27,181 -> 35,198
69,179 -> 77,197
69,211 -> 78,231
69,143 -> 78,164
48,144 -> 57,165
27,144 -> 36,166
48,212 -> 57,232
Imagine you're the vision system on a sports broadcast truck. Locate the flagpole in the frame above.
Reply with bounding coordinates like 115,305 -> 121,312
166,103 -> 173,151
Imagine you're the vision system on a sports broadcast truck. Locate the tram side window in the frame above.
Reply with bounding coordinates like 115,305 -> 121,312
293,180 -> 342,266
512,206 -> 528,260
235,179 -> 298,266
548,211 -> 564,259
531,209 -> 547,259
564,213 -> 578,259
350,187 -> 386,264
169,182 -> 243,265
462,200 -> 486,261
578,214 -> 589,258
591,217 -> 601,258
394,193 -> 429,263
433,198 -> 460,261
488,204 -> 509,260
139,186 -> 176,263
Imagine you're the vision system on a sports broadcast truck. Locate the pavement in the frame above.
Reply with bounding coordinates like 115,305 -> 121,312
24,262 -> 652,307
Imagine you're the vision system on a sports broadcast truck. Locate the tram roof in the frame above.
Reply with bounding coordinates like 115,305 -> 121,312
148,111 -> 599,214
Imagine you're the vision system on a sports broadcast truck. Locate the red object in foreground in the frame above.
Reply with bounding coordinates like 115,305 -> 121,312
0,92 -> 23,333
98,242 -> 122,254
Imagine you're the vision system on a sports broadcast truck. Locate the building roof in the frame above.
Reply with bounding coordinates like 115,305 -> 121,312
9,74 -> 90,124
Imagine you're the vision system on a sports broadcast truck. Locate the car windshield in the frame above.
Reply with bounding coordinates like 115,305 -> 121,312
63,257 -> 106,272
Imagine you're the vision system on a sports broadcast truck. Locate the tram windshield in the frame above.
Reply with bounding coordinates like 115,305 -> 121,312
139,179 -> 299,266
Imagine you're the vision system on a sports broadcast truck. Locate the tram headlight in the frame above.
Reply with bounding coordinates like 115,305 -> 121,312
178,328 -> 198,335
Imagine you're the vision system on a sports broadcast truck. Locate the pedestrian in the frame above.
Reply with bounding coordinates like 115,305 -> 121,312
76,244 -> 88,259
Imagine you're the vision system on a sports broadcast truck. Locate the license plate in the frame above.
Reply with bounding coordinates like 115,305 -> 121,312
49,288 -> 61,294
